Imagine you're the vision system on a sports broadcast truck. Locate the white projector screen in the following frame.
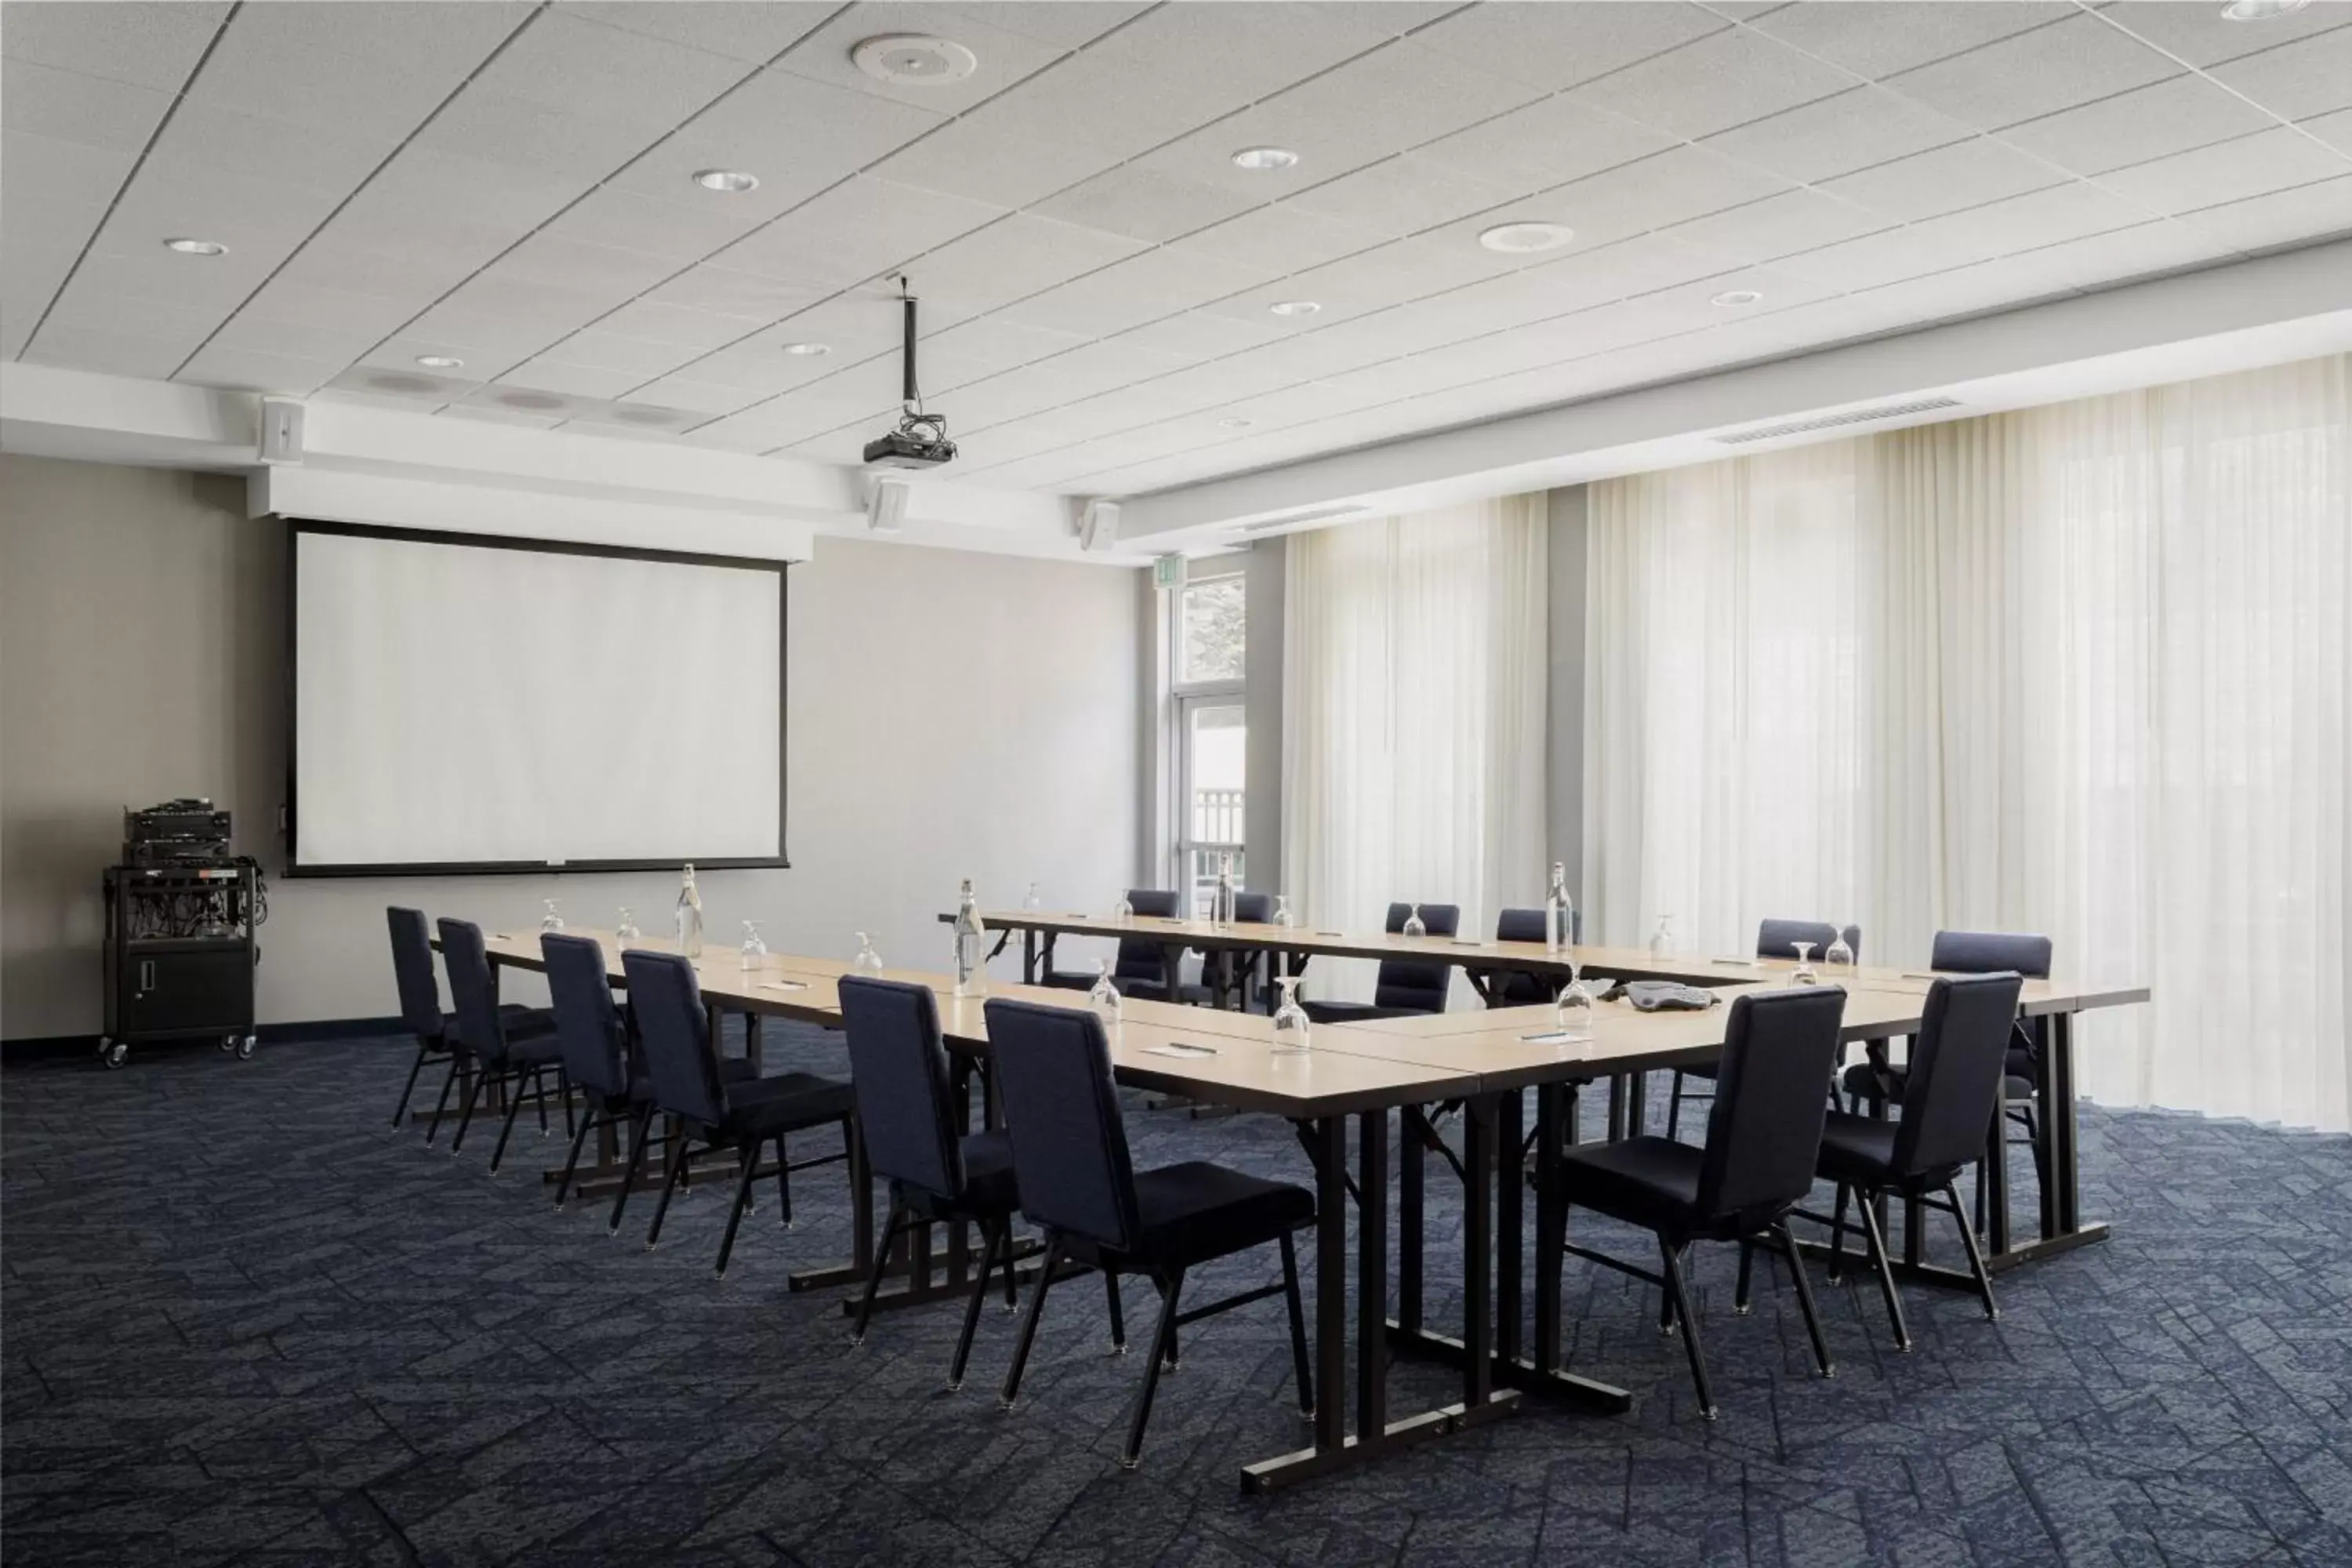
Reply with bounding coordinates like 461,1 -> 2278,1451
290,522 -> 785,873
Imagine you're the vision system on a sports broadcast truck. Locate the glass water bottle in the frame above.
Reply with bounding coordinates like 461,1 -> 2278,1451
952,878 -> 987,998
852,931 -> 884,975
740,920 -> 767,971
1544,862 -> 1574,954
1213,854 -> 1236,929
1648,914 -> 1674,960
540,898 -> 564,933
674,865 -> 704,959
615,908 -> 641,949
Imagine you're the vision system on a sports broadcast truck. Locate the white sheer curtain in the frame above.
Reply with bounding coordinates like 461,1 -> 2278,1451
1283,494 -> 1548,1003
1587,354 -> 2350,1131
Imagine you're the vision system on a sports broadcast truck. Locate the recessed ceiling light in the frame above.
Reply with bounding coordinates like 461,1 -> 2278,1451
1231,147 -> 1299,172
1268,300 -> 1321,318
2222,0 -> 2307,18
1477,221 -> 1575,255
779,342 -> 831,357
692,169 -> 759,193
1711,289 -> 1764,307
163,238 -> 226,256
1217,416 -> 1254,429
415,354 -> 464,369
852,34 -> 978,84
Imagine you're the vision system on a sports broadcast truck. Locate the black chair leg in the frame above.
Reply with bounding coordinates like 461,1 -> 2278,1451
489,1069 -> 531,1173
1279,1229 -> 1313,1418
1733,1240 -> 1755,1316
531,1065 -> 550,1135
714,1142 -> 760,1279
1657,1237 -> 1715,1420
851,1207 -> 907,1348
608,1104 -> 655,1235
392,1044 -> 431,1130
645,1136 -> 693,1251
1666,1073 -> 1685,1141
450,1066 -> 491,1154
949,1222 -> 1009,1391
1000,1234 -> 1062,1410
1855,1187 -> 1911,1350
1104,1269 -> 1127,1354
558,1067 -> 575,1140
1775,1221 -> 1835,1378
423,1058 -> 462,1145
1827,1181 -> 1853,1283
1659,1243 -> 1682,1334
553,1110 -> 598,1209
1945,1181 -> 2000,1322
1122,1269 -> 1186,1470
774,1131 -> 793,1229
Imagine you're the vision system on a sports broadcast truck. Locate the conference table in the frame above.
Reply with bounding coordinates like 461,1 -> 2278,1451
463,922 -> 2146,1491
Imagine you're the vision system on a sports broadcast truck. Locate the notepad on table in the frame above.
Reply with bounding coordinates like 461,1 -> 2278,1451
1142,1042 -> 1218,1058
758,980 -> 809,993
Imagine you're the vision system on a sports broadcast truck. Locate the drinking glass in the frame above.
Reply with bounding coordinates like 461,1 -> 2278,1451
540,898 -> 564,933
1112,893 -> 1134,923
1272,894 -> 1293,928
1022,881 -> 1042,912
1790,941 -> 1818,985
615,907 -> 641,949
1649,914 -> 1675,958
1555,974 -> 1595,1044
1401,902 -> 1427,939
852,932 -> 884,975
1271,976 -> 1311,1054
740,920 -> 768,971
1824,925 -> 1855,970
1088,960 -> 1122,1022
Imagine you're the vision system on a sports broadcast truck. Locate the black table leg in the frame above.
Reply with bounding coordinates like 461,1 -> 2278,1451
1356,1108 -> 1388,1442
1399,1105 -> 1425,1335
1496,1090 -> 1523,1366
1314,1116 -> 1347,1455
1534,1083 -> 1565,1374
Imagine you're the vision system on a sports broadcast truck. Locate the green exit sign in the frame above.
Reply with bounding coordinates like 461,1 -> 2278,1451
1152,554 -> 1188,590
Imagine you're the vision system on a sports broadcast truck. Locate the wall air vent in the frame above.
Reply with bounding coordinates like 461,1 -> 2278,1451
1714,397 -> 1962,445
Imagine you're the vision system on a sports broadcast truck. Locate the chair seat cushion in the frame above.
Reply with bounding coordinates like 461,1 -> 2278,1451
1816,1111 -> 1900,1187
1554,1136 -> 1704,1235
1126,1161 -> 1312,1268
728,1072 -> 855,1133
1300,1000 -> 1430,1025
1842,1063 -> 2039,1107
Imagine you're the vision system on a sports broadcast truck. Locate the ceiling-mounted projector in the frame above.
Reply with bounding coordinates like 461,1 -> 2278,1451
866,278 -> 957,470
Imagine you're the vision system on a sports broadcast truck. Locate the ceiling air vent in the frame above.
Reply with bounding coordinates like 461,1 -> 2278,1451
1714,397 -> 1962,445
1235,504 -> 1372,535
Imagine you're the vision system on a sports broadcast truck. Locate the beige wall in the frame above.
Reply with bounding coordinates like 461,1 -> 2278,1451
0,454 -> 1142,1037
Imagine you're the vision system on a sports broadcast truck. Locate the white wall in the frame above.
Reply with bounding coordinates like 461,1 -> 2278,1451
0,454 -> 1142,1036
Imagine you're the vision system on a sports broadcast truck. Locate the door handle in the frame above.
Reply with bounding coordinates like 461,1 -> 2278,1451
139,960 -> 155,992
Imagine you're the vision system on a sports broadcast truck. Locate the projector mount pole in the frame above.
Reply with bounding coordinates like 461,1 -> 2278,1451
899,277 -> 918,413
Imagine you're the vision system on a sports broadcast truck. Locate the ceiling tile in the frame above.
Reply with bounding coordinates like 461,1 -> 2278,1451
2,57 -> 176,153
585,299 -> 766,350
734,290 -> 913,361
1080,2 -> 1393,103
1414,96 -> 1678,194
867,111 -> 1125,211
2209,26 -> 2352,121
556,2 -> 835,64
1994,74 -> 2282,178
1519,230 -> 1741,312
176,343 -> 344,394
1773,223 -> 1980,292
1127,109 -> 1389,203
772,3 -> 1069,116
2303,107 -> 2352,156
2021,220 -> 2238,293
357,338 -> 528,381
1496,145 -> 1796,252
437,270 -> 633,327
1412,2 -> 1729,93
1700,86 -> 1972,184
642,264 -> 833,320
1282,154 -> 1529,238
993,247 -> 1277,339
1885,14 -> 2181,132
1100,310 -> 1289,364
22,322 -> 200,379
1654,188 -> 1892,269
546,186 -> 764,262
40,284 -> 219,344
1030,166 -> 1265,245
666,339 -> 858,394
353,147 -> 598,233
145,101 -> 401,197
710,177 -> 1008,289
1267,237 -> 1518,316
1821,137 -> 2069,223
2097,2 -> 2352,68
238,280 -> 424,339
1,130 -> 136,218
207,314 -> 383,365
912,215 -> 1152,318
1214,42 -> 1551,163
452,383 -> 611,421
461,9 -> 742,130
1747,2 -> 2072,80
0,2 -> 229,91
2094,128 -> 2351,217
1628,263 -> 1842,325
188,2 -> 532,136
1573,27 -> 1861,141
1165,205 -> 1395,275
528,329 -> 709,376
401,303 -> 575,363
408,89 -> 674,182
66,245 -> 281,314
1901,180 -> 2153,260
919,317 -> 1092,388
493,232 -> 693,297
2176,171 -> 2352,254
278,219 -> 519,299
626,375 -> 768,416
942,54 -> 1240,164
93,168 -> 343,268
499,360 -> 653,400
941,3 -> 1152,49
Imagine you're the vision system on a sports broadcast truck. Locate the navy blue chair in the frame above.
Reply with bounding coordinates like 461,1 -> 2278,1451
1548,986 -> 1846,1419
1044,888 -> 1182,999
838,976 -> 1028,1388
389,906 -> 550,1139
436,918 -> 569,1171
984,997 -> 1314,1469
1184,889 -> 1276,1009
540,933 -> 643,1220
1808,972 -> 2023,1344
1490,905 -> 1581,1006
620,949 -> 855,1277
1667,919 -> 1864,1142
1300,901 -> 1460,1023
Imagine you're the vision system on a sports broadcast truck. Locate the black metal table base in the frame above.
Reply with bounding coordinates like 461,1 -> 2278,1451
1241,1393 -> 1519,1491
1795,1219 -> 2108,1289
802,1235 -> 1051,1312
1386,1322 -> 1632,1413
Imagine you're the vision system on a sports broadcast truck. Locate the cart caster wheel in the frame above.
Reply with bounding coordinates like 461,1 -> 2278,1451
237,1036 -> 256,1060
221,1035 -> 238,1052
101,1040 -> 129,1069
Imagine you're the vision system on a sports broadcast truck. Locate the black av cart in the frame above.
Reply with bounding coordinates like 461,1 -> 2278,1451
99,862 -> 263,1069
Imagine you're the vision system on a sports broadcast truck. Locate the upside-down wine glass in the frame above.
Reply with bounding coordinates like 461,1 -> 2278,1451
1271,975 -> 1312,1054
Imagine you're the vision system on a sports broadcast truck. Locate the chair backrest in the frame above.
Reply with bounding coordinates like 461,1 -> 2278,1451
1231,890 -> 1274,924
1116,888 -> 1181,985
1931,929 -> 2051,978
1891,973 -> 2026,1178
838,976 -> 964,1200
1755,917 -> 1860,963
434,918 -> 506,1063
541,933 -> 630,1098
1490,906 -> 1580,1005
1695,986 -> 1847,1224
620,949 -> 728,1127
983,998 -> 1142,1251
387,906 -> 444,1042
1374,901 -> 1459,1012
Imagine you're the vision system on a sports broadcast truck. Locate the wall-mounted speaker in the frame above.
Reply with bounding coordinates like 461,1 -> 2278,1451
866,474 -> 909,533
1078,498 -> 1120,553
257,398 -> 305,465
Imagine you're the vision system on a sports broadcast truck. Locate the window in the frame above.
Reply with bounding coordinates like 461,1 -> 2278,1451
1171,572 -> 1246,915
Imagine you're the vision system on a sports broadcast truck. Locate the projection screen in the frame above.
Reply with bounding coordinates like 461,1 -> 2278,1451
289,521 -> 785,874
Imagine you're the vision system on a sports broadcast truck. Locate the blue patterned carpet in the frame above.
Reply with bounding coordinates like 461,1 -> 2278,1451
5,1023 -> 2349,1567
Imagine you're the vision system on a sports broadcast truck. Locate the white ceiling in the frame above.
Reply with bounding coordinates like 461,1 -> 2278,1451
5,0 -> 2351,503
